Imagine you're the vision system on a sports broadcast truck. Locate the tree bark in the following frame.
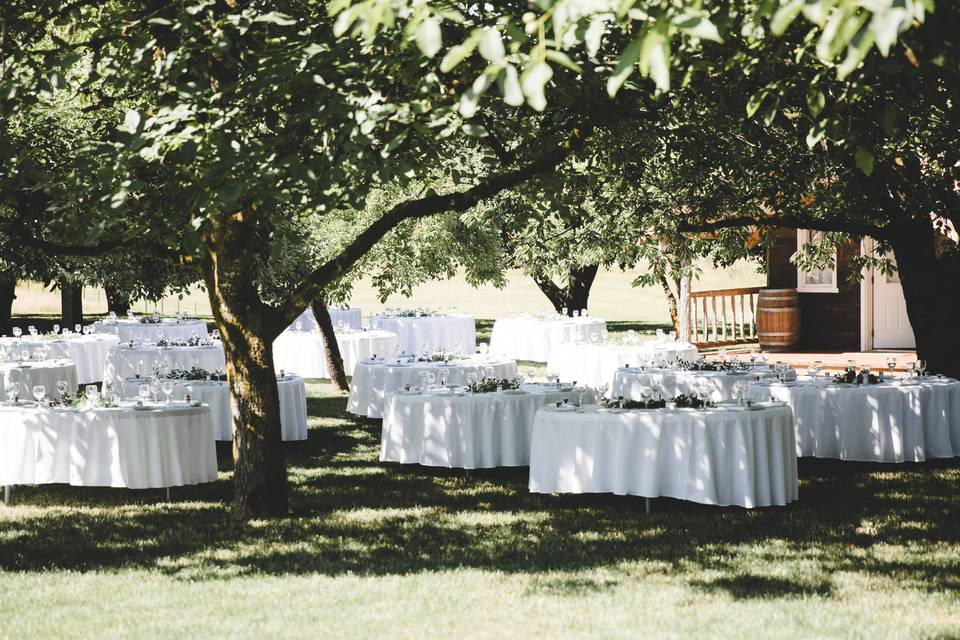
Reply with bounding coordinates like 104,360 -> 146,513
202,209 -> 288,520
0,274 -> 16,335
312,298 -> 349,391
533,264 -> 599,315
104,283 -> 132,316
60,280 -> 83,328
889,217 -> 960,378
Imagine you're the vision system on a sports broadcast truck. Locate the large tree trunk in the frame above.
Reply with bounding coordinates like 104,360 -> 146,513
0,274 -> 16,335
105,284 -> 132,316
312,298 -> 349,391
533,264 -> 600,315
889,217 -> 960,378
203,210 -> 288,520
60,280 -> 83,329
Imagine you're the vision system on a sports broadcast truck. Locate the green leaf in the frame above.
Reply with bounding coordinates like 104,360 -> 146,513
585,15 -> 608,57
806,122 -> 826,148
500,63 -> 524,106
638,26 -> 671,92
855,147 -> 875,176
836,26 -> 875,79
440,34 -> 479,73
415,17 -> 442,58
771,0 -> 804,35
675,14 -> 722,43
458,72 -> 493,118
746,90 -> 767,118
461,124 -> 489,137
545,50 -> 583,73
521,61 -> 553,111
254,11 -> 298,26
120,110 -> 141,134
606,36 -> 644,97
478,28 -> 505,63
806,86 -> 825,117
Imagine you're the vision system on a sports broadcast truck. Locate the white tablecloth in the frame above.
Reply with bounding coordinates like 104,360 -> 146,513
94,319 -> 209,343
119,375 -> 308,441
103,344 -> 226,387
546,341 -> 700,390
0,334 -> 119,384
347,357 -> 518,419
0,360 -> 79,399
288,307 -> 362,332
529,404 -> 798,508
381,384 -> 597,469
489,316 -> 607,361
0,404 -> 217,489
745,377 -> 960,462
370,315 -> 476,354
612,367 -> 776,402
273,329 -> 398,378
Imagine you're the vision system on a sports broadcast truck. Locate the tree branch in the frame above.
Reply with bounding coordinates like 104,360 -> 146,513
280,126 -> 589,324
678,215 -> 887,239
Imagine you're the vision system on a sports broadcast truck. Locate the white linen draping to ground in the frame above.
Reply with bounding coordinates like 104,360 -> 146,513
347,357 -> 518,419
0,360 -> 78,398
119,375 -> 308,441
488,316 -> 607,361
273,329 -> 399,378
370,315 -> 476,354
103,344 -> 226,387
0,334 -> 119,384
745,377 -> 960,462
94,319 -> 209,343
546,341 -> 699,390
288,307 -> 363,332
612,367 -> 776,402
529,403 -> 798,508
381,384 -> 597,469
0,403 -> 217,489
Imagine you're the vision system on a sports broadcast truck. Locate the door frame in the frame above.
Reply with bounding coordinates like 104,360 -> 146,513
860,238 -> 875,351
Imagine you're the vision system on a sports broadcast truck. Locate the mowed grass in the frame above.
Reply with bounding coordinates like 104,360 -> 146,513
12,261 -> 765,323
1,380 -> 959,639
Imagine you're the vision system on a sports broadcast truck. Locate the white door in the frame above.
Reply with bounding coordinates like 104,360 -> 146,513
872,261 -> 916,349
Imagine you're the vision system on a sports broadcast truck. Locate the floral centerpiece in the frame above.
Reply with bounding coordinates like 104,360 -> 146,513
601,394 -> 714,410
164,366 -> 227,381
465,377 -> 520,393
139,314 -> 163,324
59,390 -> 118,409
383,307 -> 440,318
156,336 -> 207,347
417,350 -> 465,362
833,369 -> 880,385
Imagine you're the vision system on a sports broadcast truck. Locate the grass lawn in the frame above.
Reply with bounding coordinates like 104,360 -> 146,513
1,380 -> 959,639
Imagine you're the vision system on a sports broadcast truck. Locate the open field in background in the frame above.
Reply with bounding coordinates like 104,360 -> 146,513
1,380 -> 958,639
12,259 -> 765,323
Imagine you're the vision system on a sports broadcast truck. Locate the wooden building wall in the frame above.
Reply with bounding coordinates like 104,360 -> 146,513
767,228 -> 860,350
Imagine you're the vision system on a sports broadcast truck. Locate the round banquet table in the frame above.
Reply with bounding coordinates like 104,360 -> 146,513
347,356 -> 518,419
745,377 -> 960,462
489,315 -> 607,361
119,375 -> 308,441
0,334 -> 119,384
381,384 -> 597,469
370,315 -> 476,354
287,306 -> 363,332
0,403 -> 217,489
545,341 -> 699,390
529,403 -> 798,508
94,318 -> 209,343
273,329 -> 399,378
612,367 -> 776,402
103,343 -> 226,387
0,359 -> 79,398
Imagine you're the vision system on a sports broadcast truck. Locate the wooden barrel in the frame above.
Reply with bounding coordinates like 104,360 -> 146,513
757,288 -> 800,352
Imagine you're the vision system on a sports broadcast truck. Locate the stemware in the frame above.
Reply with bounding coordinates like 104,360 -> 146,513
417,370 -> 429,389
581,309 -> 588,317
56,380 -> 69,402
526,367 -> 536,382
12,326 -> 22,339
74,324 -> 81,334
138,384 -> 151,405
5,381 -> 19,404
426,372 -> 436,388
573,310 -> 580,318
465,372 -> 478,387
918,359 -> 927,377
561,306 -> 568,317
32,385 -> 46,407
20,349 -> 30,362
211,329 -> 221,341
161,380 -> 174,404
150,378 -> 162,402
28,325 -> 37,336
439,369 -> 449,387
887,357 -> 897,378
52,323 -> 61,335
906,361 -> 917,379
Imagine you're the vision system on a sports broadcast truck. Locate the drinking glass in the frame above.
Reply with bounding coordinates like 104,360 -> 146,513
426,372 -> 436,388
439,369 -> 449,387
573,310 -> 580,317
53,323 -> 60,335
56,380 -> 69,401
74,324 -> 81,334
417,371 -> 429,388
20,349 -> 29,362
846,359 -> 857,372
526,367 -> 537,381
5,381 -> 19,403
161,380 -> 174,404
561,306 -> 568,317
150,378 -> 162,402
590,333 -> 599,344
465,372 -> 478,387
581,309 -> 588,317
907,361 -> 917,379
12,327 -> 21,339
108,311 -> 117,321
453,341 -> 463,356
28,325 -> 37,336
918,360 -> 927,377
887,358 -> 897,378
138,384 -> 151,404
32,385 -> 46,407
85,385 -> 98,406
211,329 -> 220,341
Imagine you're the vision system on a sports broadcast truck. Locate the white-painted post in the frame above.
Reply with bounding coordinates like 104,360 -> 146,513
3,486 -> 11,506
678,273 -> 691,343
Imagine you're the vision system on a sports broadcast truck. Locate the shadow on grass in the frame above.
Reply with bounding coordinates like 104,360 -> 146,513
1,383 -> 959,597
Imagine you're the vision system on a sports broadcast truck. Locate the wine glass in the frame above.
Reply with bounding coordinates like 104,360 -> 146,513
85,384 -> 98,408
161,380 -> 174,404
56,380 -> 69,402
887,357 -> 897,378
453,341 -> 463,357
907,361 -> 917,379
12,326 -> 22,339
211,329 -> 220,341
28,325 -> 37,336
439,369 -> 449,387
6,381 -> 19,404
417,370 -> 429,389
561,306 -> 568,317
138,383 -> 151,404
590,333 -> 600,344
526,367 -> 537,382
150,378 -> 162,402
426,372 -> 436,388
918,359 -> 927,377
52,323 -> 60,335
32,385 -> 46,407
581,309 -> 588,317
20,349 -> 30,362
573,309 -> 580,317
419,340 -> 429,356
74,324 -> 81,334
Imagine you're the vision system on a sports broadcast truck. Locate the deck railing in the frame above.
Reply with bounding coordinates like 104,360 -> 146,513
687,287 -> 761,346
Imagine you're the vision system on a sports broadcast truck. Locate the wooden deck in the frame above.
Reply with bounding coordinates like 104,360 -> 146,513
708,346 -> 918,372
